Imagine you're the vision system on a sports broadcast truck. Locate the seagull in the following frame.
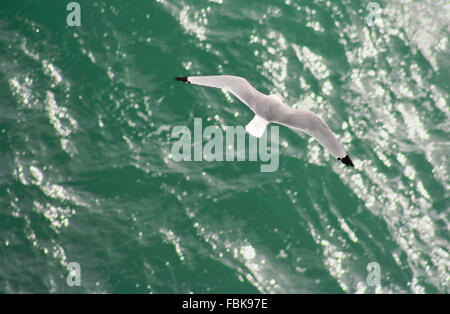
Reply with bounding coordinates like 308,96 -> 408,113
175,75 -> 354,167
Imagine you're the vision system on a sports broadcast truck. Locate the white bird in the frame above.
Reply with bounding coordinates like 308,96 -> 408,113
175,75 -> 354,167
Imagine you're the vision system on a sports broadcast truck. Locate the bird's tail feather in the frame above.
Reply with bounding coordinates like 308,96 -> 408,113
245,115 -> 269,138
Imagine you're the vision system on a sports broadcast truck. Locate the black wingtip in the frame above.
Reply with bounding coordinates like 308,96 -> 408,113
338,155 -> 354,167
175,76 -> 190,83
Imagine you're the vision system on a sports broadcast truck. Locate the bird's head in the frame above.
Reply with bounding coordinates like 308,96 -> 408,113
268,94 -> 283,103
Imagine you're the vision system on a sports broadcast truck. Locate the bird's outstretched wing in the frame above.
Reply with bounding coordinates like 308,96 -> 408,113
275,109 -> 354,167
176,75 -> 266,113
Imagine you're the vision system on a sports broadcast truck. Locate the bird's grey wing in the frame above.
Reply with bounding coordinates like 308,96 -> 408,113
275,109 -> 354,167
175,75 -> 265,113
